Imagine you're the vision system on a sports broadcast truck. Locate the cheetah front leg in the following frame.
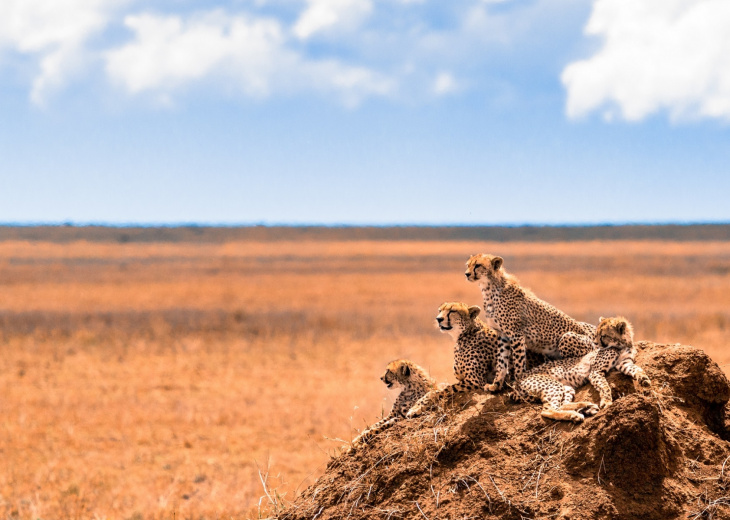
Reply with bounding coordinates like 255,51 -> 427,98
588,370 -> 613,409
508,335 -> 528,380
616,358 -> 651,392
406,390 -> 439,418
487,336 -> 511,392
350,415 -> 398,451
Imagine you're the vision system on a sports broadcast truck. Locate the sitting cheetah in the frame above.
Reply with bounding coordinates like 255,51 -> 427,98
465,253 -> 596,383
406,302 -> 547,418
350,359 -> 440,449
511,316 -> 651,422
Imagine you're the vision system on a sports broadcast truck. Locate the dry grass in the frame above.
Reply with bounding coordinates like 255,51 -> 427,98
0,237 -> 729,519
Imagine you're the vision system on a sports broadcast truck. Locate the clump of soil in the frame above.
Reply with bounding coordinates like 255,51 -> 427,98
280,342 -> 730,520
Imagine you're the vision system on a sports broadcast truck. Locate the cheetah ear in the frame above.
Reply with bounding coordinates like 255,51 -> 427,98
598,316 -> 605,323
616,321 -> 626,335
400,364 -> 411,377
468,305 -> 481,319
491,256 -> 503,271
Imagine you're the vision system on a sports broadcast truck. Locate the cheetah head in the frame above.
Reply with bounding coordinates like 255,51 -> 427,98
465,254 -> 503,283
381,359 -> 416,389
436,301 -> 481,338
596,316 -> 634,351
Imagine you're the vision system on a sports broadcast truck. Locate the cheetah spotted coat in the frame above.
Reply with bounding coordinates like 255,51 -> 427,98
511,316 -> 651,422
407,302 -> 548,418
350,359 -> 440,449
466,253 -> 596,383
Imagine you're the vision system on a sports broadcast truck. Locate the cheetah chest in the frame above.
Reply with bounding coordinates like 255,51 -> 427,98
454,343 -> 494,386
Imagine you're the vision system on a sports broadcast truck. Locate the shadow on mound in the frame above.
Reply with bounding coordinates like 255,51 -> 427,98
280,342 -> 730,520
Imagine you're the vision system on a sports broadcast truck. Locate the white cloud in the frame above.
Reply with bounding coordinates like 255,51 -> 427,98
433,71 -> 459,96
293,0 -> 372,40
105,10 -> 393,105
562,0 -> 730,121
106,11 -> 283,96
0,0 -> 120,105
0,0 -> 588,108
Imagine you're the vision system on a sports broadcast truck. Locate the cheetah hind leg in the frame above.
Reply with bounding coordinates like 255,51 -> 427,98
540,404 -> 585,423
560,385 -> 576,406
540,386 -> 584,423
557,385 -> 598,418
558,401 -> 600,417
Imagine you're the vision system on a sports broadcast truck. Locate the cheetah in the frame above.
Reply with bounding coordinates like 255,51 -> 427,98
465,253 -> 596,384
406,302 -> 548,418
350,359 -> 440,449
511,316 -> 651,422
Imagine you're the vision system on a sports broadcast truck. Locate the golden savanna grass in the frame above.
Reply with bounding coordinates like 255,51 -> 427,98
0,237 -> 729,519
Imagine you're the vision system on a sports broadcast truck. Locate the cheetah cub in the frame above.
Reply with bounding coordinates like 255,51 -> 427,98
407,302 -> 504,418
465,253 -> 596,383
407,302 -> 547,418
511,316 -> 650,422
350,359 -> 440,450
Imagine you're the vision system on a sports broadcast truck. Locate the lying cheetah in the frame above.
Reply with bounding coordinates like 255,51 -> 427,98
407,302 -> 547,418
350,359 -> 440,449
465,253 -> 596,383
511,316 -> 651,422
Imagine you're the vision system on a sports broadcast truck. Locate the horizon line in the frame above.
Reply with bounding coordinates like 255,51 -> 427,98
1,220 -> 730,229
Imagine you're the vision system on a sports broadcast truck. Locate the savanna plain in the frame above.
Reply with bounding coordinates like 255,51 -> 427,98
1,227 -> 729,519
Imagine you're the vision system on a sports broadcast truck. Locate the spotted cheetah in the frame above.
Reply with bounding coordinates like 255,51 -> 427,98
406,302 -> 548,418
350,359 -> 440,449
465,253 -> 596,383
511,316 -> 651,422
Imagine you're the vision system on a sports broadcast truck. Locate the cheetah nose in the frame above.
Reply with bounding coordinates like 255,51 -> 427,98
465,272 -> 471,278
436,317 -> 444,323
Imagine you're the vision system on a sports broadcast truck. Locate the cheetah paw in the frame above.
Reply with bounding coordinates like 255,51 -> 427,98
635,377 -> 652,392
580,404 -> 600,417
486,382 -> 502,393
570,412 -> 585,423
406,407 -> 422,419
599,399 -> 612,409
350,433 -> 366,448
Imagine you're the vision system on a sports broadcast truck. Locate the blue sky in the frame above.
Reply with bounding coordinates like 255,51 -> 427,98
1,0 -> 729,225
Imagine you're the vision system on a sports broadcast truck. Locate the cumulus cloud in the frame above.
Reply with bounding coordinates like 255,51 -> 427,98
293,0 -> 372,40
0,0 -> 578,108
106,11 -> 283,96
0,0 -> 121,105
562,0 -> 730,121
105,10 -> 393,105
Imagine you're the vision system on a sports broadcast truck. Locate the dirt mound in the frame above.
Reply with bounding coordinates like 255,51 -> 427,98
280,342 -> 730,520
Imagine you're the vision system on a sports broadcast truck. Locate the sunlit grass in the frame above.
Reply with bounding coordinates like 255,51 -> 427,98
0,238 -> 728,518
